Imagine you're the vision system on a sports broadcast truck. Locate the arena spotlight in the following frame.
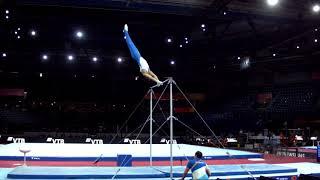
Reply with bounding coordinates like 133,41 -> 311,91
201,24 -> 206,28
18,28 -> 21,31
39,73 -> 43,78
2,53 -> 7,57
5,15 -> 9,19
273,53 -> 276,57
315,28 -> 318,31
14,31 -> 17,35
267,0 -> 279,6
17,35 -> 20,39
117,57 -> 123,63
296,45 -> 300,49
167,38 -> 172,43
76,31 -> 83,38
5,10 -> 9,14
30,30 -> 36,36
179,44 -> 183,48
237,57 -> 241,60
92,57 -> 98,62
170,60 -> 175,65
223,12 -> 227,15
67,55 -> 74,61
202,28 -> 206,32
185,40 -> 189,44
42,54 -> 48,60
315,39 -> 318,43
313,4 -> 320,13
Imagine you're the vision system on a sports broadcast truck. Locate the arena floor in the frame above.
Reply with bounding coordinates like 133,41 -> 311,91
0,143 -> 319,179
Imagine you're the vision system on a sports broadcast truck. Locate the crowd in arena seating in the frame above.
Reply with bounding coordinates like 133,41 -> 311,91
0,84 -> 318,148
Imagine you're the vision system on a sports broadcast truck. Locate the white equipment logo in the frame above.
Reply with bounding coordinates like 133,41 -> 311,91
124,138 -> 141,144
85,138 -> 104,144
160,138 -> 177,144
46,138 -> 64,144
7,137 -> 25,143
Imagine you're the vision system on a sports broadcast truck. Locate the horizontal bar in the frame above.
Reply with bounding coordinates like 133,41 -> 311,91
150,78 -> 170,89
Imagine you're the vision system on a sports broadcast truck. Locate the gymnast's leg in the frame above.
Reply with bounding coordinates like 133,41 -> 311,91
123,24 -> 141,64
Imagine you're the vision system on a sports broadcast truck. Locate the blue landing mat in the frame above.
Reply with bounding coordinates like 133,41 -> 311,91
6,164 -> 297,179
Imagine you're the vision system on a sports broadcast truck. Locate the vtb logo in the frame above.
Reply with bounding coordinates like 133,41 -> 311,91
46,138 -> 64,144
85,138 -> 104,144
160,138 -> 177,144
7,137 -> 25,143
124,138 -> 141,144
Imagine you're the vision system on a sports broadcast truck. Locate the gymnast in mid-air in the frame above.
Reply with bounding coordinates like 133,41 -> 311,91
123,24 -> 163,86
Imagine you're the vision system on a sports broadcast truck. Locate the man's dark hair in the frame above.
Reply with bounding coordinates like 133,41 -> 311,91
195,151 -> 203,159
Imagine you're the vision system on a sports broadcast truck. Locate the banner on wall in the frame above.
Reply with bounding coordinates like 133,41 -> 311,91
0,89 -> 25,97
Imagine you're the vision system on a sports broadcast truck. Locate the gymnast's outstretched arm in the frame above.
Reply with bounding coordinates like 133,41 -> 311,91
141,71 -> 160,84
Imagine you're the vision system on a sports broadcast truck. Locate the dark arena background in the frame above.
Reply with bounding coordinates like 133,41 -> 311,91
0,0 -> 320,179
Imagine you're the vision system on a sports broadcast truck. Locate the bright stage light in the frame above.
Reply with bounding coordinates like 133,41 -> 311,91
2,53 -> 7,57
167,38 -> 172,43
296,45 -> 300,49
31,30 -> 36,36
76,31 -> 83,38
313,4 -> 320,13
68,55 -> 74,61
39,73 -> 43,77
315,39 -> 318,43
267,0 -> 279,6
92,57 -> 98,62
170,60 -> 175,65
201,24 -> 206,28
117,57 -> 123,63
5,10 -> 9,14
273,53 -> 276,57
42,54 -> 48,60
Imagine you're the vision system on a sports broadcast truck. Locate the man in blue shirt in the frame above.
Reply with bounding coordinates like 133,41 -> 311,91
180,151 -> 211,180
123,24 -> 163,86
